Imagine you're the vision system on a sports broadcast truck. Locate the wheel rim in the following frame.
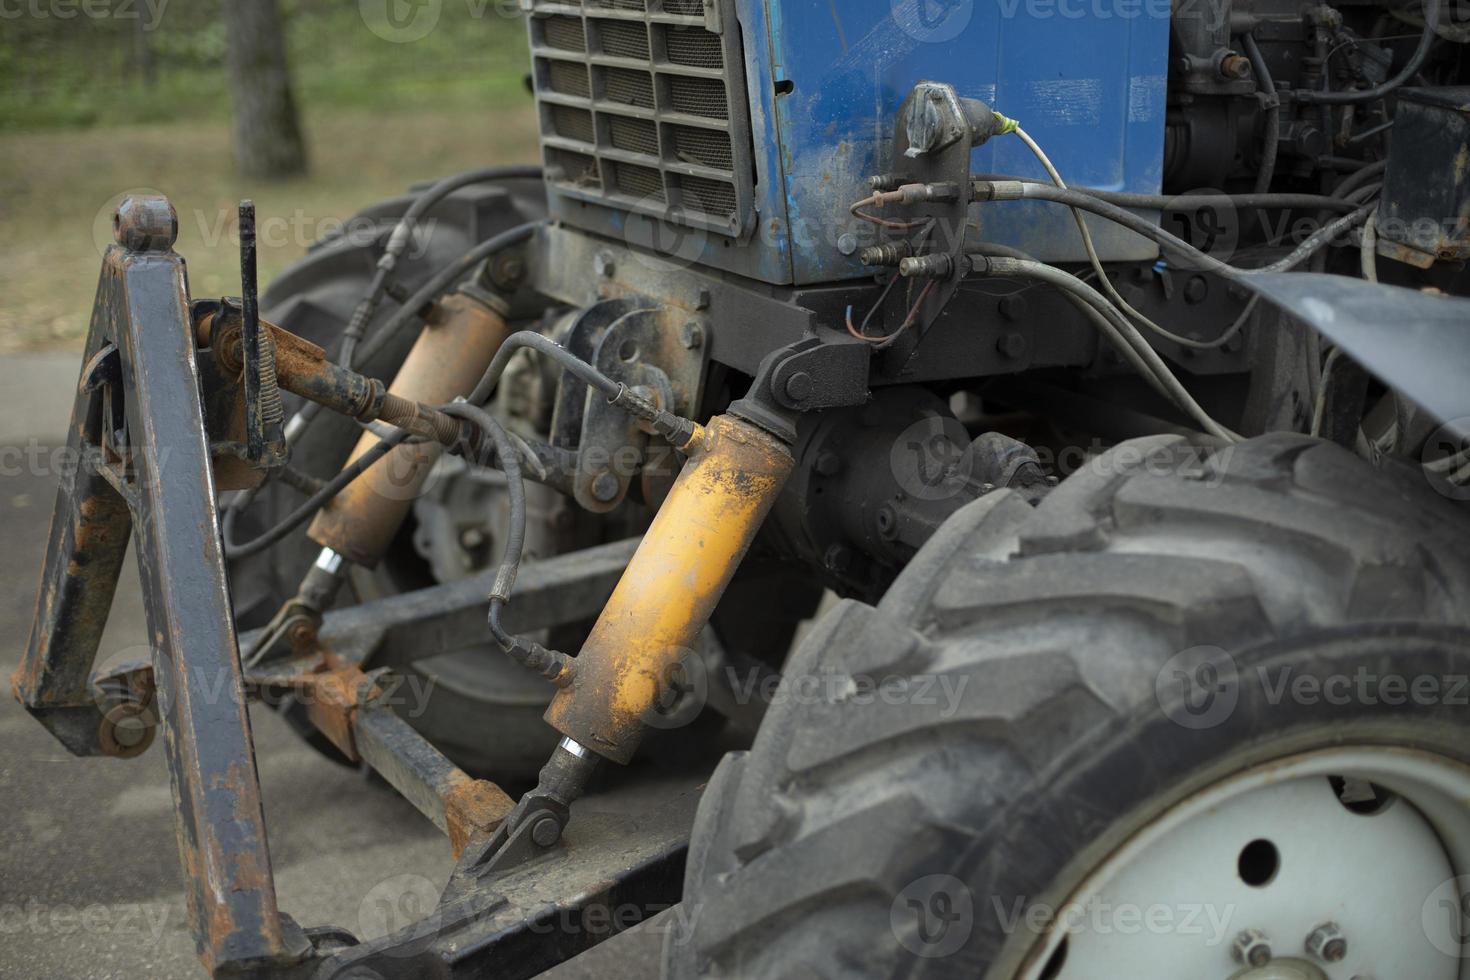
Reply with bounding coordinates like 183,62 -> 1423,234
1018,747 -> 1470,980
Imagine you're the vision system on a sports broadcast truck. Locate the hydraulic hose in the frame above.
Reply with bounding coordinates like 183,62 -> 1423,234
437,401 -> 574,687
341,165 -> 542,364
1241,33 -> 1281,195
977,181 -> 1375,277
1294,0 -> 1443,104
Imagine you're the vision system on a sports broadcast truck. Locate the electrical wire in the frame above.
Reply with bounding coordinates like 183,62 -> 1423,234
1295,0 -> 1443,104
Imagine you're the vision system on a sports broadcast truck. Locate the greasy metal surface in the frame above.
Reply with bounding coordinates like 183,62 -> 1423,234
313,780 -> 700,979
308,290 -> 512,567
546,414 -> 793,763
14,197 -> 305,975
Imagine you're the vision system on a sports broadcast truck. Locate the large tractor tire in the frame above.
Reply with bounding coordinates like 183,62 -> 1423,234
666,433 -> 1470,979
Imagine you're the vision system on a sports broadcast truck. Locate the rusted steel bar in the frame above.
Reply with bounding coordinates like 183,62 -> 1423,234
354,705 -> 515,857
12,343 -> 136,757
15,196 -> 307,976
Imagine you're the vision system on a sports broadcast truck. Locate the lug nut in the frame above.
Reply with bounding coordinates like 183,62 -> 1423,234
1233,929 -> 1272,968
1305,922 -> 1347,963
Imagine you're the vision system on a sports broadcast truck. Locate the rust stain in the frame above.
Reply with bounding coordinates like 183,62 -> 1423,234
442,772 -> 515,857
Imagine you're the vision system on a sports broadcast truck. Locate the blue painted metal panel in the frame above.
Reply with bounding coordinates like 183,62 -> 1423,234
762,0 -> 1172,284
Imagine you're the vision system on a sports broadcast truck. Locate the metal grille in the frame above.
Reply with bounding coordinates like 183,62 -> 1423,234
551,105 -> 596,143
598,21 -> 650,60
527,0 -> 753,235
547,60 -> 591,98
608,115 -> 660,156
667,76 -> 728,119
670,125 -> 732,169
601,66 -> 655,108
611,162 -> 666,202
541,16 -> 586,52
674,174 -> 736,216
663,27 -> 723,68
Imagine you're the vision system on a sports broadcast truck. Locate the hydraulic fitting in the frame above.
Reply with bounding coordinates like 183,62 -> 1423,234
307,286 -> 512,567
543,412 -> 795,764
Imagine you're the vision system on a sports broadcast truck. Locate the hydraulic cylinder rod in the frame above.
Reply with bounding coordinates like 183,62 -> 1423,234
544,411 -> 795,764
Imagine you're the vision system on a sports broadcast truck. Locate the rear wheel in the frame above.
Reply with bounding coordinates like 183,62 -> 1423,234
666,433 -> 1470,979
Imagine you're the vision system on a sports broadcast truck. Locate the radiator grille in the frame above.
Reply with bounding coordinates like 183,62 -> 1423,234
527,0 -> 753,237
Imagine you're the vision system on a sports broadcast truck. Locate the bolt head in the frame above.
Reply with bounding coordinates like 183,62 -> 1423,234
784,371 -> 814,402
998,294 -> 1029,322
1305,922 -> 1347,963
591,470 -> 621,503
695,286 -> 713,310
530,817 -> 561,848
814,451 -> 843,477
997,332 -> 1027,359
1184,275 -> 1209,304
593,252 -> 616,278
837,233 -> 859,256
679,321 -> 705,350
1233,929 -> 1272,968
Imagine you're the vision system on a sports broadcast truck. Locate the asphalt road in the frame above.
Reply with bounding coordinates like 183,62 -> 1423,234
0,353 -> 665,979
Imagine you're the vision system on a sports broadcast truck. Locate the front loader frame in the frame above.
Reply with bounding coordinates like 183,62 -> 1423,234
11,197 -> 691,978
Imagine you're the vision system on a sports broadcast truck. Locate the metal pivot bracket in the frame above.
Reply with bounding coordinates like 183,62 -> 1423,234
10,195 -> 311,976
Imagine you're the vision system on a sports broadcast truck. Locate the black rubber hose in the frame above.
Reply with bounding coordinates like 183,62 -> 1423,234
223,429 -> 414,560
341,165 -> 543,364
352,221 -> 540,370
1241,33 -> 1280,196
1294,0 -> 1442,104
439,401 -> 573,686
470,330 -> 623,405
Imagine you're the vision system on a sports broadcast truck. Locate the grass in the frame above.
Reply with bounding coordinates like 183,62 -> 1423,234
0,104 -> 542,352
0,2 -> 543,351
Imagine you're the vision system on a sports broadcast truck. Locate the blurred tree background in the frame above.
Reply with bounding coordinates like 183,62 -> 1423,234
0,0 -> 539,351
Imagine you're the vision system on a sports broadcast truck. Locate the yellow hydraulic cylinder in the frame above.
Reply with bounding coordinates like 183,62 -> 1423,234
308,290 -> 511,567
544,412 -> 794,763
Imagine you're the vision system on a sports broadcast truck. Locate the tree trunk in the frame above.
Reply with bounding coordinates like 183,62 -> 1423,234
134,16 -> 157,88
223,0 -> 308,180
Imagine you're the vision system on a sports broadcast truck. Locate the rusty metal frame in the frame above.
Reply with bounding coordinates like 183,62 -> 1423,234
10,197 -> 686,978
11,200 -> 311,973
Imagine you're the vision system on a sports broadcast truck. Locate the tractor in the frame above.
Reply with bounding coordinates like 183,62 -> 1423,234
14,0 -> 1470,977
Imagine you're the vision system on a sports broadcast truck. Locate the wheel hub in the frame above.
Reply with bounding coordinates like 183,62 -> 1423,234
1021,748 -> 1470,980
